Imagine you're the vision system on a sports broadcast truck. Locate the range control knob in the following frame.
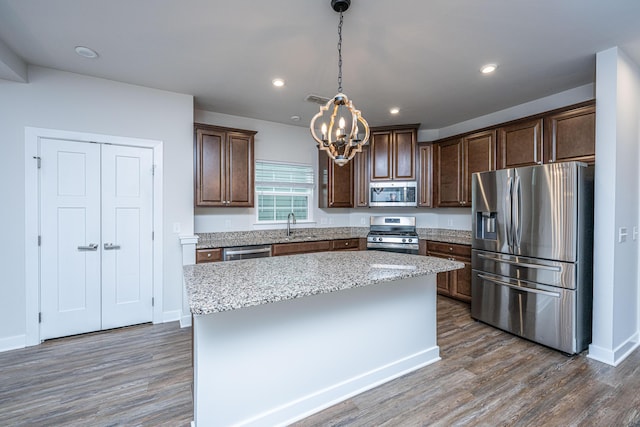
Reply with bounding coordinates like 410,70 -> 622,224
402,238 -> 406,243
407,238 -> 413,243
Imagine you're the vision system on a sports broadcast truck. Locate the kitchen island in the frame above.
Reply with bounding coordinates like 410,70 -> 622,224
183,250 -> 463,426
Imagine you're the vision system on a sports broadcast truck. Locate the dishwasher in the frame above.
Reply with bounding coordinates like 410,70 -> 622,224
222,244 -> 272,261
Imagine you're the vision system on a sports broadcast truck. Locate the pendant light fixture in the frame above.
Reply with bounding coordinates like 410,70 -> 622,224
310,0 -> 370,167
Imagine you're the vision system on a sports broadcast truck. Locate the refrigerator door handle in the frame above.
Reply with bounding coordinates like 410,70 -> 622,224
506,176 -> 514,251
477,274 -> 561,298
514,175 -> 522,249
477,252 -> 562,272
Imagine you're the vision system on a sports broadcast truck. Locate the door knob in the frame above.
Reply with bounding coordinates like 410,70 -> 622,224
77,243 -> 99,251
104,243 -> 121,250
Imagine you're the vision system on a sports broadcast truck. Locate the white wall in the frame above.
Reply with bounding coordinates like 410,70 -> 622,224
0,67 -> 193,350
589,47 -> 640,366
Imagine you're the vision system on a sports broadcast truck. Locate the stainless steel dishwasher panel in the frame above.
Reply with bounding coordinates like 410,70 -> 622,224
223,245 -> 272,261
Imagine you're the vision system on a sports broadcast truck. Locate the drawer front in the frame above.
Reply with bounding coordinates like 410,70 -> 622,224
427,241 -> 471,258
331,238 -> 360,251
272,240 -> 331,256
196,248 -> 223,263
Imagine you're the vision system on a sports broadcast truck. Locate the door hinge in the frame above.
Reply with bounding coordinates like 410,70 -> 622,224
152,297 -> 154,307
39,312 -> 42,323
152,231 -> 154,240
33,156 -> 41,169
152,164 -> 156,176
38,235 -> 41,246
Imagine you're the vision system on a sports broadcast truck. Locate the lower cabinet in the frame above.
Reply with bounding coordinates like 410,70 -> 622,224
196,248 -> 223,264
426,241 -> 472,303
272,238 -> 362,256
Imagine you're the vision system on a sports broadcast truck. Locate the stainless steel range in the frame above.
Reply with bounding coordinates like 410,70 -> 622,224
366,216 -> 419,254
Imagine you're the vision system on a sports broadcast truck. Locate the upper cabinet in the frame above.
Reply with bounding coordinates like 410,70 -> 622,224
544,104 -> 595,165
319,150 -> 354,208
369,125 -> 418,181
433,130 -> 495,207
497,118 -> 543,169
194,123 -> 256,207
418,144 -> 433,207
354,146 -> 370,207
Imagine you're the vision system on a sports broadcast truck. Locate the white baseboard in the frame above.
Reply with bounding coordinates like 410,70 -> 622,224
161,310 -> 182,324
588,332 -> 640,366
180,314 -> 192,328
0,335 -> 26,353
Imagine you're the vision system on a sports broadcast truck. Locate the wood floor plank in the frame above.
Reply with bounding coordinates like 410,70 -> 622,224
1,297 -> 639,426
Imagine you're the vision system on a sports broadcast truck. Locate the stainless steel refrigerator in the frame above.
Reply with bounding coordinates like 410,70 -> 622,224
471,161 -> 594,354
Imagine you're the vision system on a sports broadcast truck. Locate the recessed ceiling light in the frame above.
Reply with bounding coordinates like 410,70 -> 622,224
272,78 -> 285,87
390,108 -> 400,115
481,64 -> 498,74
75,46 -> 99,59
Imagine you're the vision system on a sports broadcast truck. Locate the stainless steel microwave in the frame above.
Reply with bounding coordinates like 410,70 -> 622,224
369,182 -> 417,207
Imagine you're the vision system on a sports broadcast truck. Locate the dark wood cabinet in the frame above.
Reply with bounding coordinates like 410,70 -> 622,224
434,138 -> 463,207
354,146 -> 369,207
319,150 -> 354,208
369,125 -> 418,181
418,143 -> 433,207
544,104 -> 595,164
427,241 -> 471,303
194,123 -> 256,207
463,130 -> 496,204
196,248 -> 223,264
497,118 -> 543,169
272,240 -> 332,256
331,238 -> 360,251
434,130 -> 495,207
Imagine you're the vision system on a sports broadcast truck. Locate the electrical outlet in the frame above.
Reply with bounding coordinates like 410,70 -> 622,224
320,217 -> 327,225
447,219 -> 454,227
618,227 -> 628,243
634,226 -> 638,241
360,217 -> 366,225
225,219 -> 232,229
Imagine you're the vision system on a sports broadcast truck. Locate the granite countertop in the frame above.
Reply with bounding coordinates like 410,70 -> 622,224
196,227 -> 471,249
183,251 -> 464,315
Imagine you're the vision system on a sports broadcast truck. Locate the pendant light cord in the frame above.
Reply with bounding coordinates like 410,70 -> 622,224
337,11 -> 343,93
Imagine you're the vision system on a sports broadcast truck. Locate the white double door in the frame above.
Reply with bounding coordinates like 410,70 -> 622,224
40,138 -> 153,340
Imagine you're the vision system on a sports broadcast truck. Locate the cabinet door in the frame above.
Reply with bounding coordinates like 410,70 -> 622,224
370,131 -> 392,181
463,130 -> 496,204
394,129 -> 416,180
451,259 -> 472,302
318,151 -> 354,208
436,272 -> 451,296
544,104 -> 595,164
226,132 -> 254,207
354,146 -> 369,207
195,129 -> 226,206
434,138 -> 463,207
497,118 -> 543,169
418,144 -> 432,207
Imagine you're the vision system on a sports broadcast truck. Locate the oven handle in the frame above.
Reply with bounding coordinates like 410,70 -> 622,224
477,273 -> 561,298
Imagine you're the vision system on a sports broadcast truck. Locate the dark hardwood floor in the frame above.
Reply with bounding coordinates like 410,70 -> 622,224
1,297 -> 639,426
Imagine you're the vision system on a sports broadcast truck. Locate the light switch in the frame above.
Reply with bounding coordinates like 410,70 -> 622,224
618,227 -> 628,243
173,222 -> 181,233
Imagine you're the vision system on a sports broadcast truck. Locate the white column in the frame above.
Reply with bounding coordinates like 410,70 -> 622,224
179,235 -> 199,328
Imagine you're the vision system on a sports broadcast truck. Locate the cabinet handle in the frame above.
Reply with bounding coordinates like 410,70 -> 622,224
207,253 -> 212,258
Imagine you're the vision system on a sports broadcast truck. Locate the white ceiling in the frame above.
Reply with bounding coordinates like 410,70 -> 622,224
1,0 -> 640,129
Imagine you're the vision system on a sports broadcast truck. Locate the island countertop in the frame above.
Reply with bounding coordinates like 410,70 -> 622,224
183,250 -> 463,315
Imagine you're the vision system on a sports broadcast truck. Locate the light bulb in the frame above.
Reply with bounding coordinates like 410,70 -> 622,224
321,123 -> 327,140
339,117 -> 345,129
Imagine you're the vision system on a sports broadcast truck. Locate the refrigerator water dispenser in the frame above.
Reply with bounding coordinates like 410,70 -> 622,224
476,211 -> 497,240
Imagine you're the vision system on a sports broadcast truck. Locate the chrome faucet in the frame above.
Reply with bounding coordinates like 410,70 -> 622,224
286,212 -> 296,237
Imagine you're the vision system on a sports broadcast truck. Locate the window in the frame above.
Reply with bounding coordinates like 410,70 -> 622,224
255,161 -> 314,222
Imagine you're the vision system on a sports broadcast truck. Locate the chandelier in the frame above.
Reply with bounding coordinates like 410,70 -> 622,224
310,0 -> 370,167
